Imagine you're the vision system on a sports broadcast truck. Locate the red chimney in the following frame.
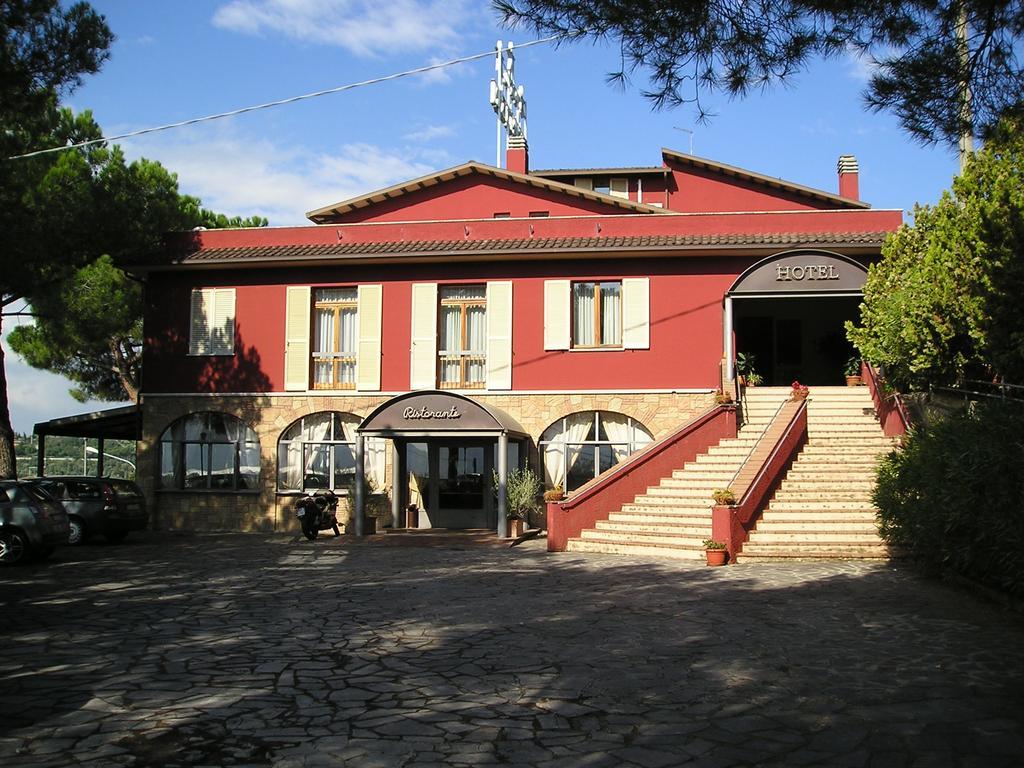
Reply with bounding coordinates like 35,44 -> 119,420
837,155 -> 859,200
506,135 -> 529,174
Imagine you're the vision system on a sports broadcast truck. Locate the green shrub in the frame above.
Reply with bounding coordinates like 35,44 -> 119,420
874,402 -> 1024,596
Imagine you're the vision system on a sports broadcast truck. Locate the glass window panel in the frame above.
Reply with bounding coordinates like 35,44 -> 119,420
209,444 -> 235,489
440,285 -> 485,300
573,283 -> 595,345
239,444 -> 260,490
159,442 -> 176,489
315,287 -> 357,303
566,444 -> 596,492
439,305 -> 461,352
184,444 -> 206,488
601,282 -> 622,345
466,306 -> 486,352
314,307 -> 335,353
207,413 -> 231,441
313,360 -> 333,385
598,445 -> 618,474
303,444 -> 331,489
439,358 -> 460,384
182,414 -> 208,440
301,412 -> 333,442
466,358 -> 486,384
339,307 -> 357,355
278,441 -> 302,491
333,444 -> 356,488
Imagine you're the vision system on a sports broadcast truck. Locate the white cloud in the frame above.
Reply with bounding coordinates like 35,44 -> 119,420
129,126 -> 444,225
403,124 -> 456,142
211,0 -> 481,58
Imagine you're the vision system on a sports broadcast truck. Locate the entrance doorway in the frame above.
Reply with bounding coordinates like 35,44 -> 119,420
733,296 -> 860,385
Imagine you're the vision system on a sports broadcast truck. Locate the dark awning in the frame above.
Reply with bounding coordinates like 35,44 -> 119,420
359,391 -> 528,438
33,405 -> 141,441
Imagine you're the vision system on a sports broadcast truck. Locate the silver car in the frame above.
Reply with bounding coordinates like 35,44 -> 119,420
0,480 -> 70,565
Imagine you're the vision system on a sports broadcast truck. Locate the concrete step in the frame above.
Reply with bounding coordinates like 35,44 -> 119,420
747,531 -> 882,543
612,509 -> 712,522
566,538 -> 705,559
579,529 -> 708,545
737,543 -> 896,561
767,501 -> 877,512
762,510 -> 877,522
752,520 -> 879,533
595,521 -> 712,535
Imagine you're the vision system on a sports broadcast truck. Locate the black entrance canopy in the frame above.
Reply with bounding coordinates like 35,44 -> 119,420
32,405 -> 140,477
355,391 -> 528,538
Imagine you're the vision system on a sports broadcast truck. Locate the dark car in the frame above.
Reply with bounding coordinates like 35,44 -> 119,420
0,479 -> 70,565
30,477 -> 148,545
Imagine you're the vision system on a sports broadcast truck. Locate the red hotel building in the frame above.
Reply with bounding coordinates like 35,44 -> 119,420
132,140 -> 901,538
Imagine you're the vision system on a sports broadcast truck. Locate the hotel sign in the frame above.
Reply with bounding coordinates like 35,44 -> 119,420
732,252 -> 867,294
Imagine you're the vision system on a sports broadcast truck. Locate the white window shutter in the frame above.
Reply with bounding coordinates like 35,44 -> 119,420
486,281 -> 513,390
573,177 -> 593,191
622,277 -> 650,349
189,289 -> 208,355
543,280 -> 570,350
284,286 -> 311,391
211,288 -> 236,355
409,283 -> 438,390
356,284 -> 382,391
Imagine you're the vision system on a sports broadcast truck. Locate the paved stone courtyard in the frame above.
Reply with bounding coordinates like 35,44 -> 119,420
2,532 -> 1023,767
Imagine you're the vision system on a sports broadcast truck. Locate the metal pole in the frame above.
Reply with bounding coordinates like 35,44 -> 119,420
97,438 -> 105,477
354,434 -> 365,537
496,41 -> 503,167
36,434 -> 45,477
391,440 -> 402,529
497,432 -> 508,537
723,295 -> 734,380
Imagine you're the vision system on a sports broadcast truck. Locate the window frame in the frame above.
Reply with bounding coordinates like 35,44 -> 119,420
158,412 -> 261,494
571,280 -> 623,349
437,285 -> 487,390
311,287 -> 358,390
539,411 -> 654,492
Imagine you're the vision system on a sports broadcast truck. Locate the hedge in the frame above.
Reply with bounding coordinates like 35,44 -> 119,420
874,401 -> 1024,597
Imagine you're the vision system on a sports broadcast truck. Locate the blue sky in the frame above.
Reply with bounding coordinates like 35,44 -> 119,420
4,0 -> 961,433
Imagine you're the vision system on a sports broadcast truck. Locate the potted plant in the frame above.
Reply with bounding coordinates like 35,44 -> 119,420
703,538 -> 728,566
790,380 -> 810,401
746,372 -> 764,387
711,488 -> 737,505
735,352 -> 758,387
543,485 -> 565,503
714,389 -> 734,405
494,467 -> 543,537
844,357 -> 863,386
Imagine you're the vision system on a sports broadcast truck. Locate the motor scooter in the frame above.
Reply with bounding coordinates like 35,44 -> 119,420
294,489 -> 342,540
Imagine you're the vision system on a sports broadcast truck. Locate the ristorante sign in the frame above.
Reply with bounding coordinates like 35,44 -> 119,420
361,393 -> 502,433
732,252 -> 868,294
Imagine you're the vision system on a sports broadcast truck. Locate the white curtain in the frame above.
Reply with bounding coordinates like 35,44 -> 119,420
543,445 -> 565,489
563,412 -> 595,485
339,306 -> 357,385
440,305 -> 460,352
602,412 -> 634,463
466,306 -> 485,352
601,284 -> 622,346
314,307 -> 334,384
573,283 -> 594,345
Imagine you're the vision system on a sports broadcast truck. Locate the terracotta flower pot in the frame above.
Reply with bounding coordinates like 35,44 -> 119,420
845,375 -> 863,386
508,518 -> 526,538
705,548 -> 728,566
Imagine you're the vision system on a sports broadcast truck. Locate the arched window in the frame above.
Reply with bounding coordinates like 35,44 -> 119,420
277,412 -> 385,493
539,411 -> 653,492
159,412 -> 260,491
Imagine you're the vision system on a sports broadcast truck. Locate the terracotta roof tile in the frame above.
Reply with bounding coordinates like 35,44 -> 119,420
177,231 -> 889,265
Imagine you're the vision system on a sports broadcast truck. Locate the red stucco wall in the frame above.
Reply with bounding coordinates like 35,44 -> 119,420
142,257 -> 748,394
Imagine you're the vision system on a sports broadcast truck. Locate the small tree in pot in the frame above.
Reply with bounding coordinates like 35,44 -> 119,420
493,467 -> 543,536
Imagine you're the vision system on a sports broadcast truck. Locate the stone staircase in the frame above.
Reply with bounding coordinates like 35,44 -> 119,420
736,386 -> 898,561
564,413 -> 775,560
564,385 -> 899,562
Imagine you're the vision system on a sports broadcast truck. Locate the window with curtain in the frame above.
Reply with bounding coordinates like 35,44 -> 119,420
158,412 -> 261,492
572,281 -> 621,347
312,288 -> 357,389
277,412 -> 384,493
539,411 -> 653,492
438,285 -> 486,389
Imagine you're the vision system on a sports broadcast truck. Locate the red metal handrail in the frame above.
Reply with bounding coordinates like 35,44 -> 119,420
863,361 -> 910,437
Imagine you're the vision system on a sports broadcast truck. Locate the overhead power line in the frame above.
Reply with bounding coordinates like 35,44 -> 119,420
9,35 -> 563,161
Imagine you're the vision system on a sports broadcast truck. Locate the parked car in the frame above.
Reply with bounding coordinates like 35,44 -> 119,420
30,476 -> 147,545
0,479 -> 70,565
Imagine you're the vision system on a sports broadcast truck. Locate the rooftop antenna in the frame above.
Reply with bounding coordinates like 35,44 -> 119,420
489,40 -> 528,168
673,126 -> 694,155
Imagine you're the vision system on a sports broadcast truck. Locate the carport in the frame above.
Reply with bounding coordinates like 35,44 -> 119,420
33,405 -> 141,477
